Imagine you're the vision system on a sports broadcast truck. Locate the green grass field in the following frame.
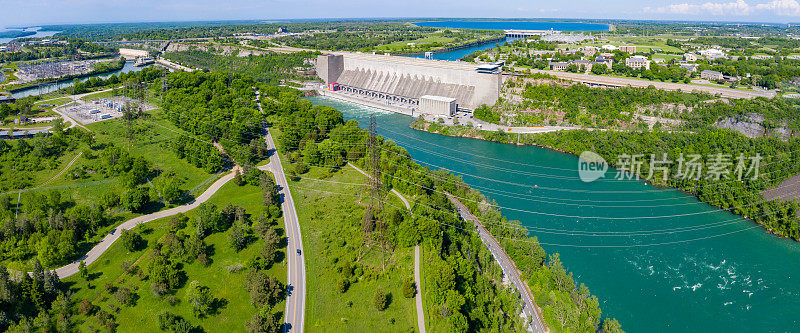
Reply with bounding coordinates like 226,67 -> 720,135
286,162 -> 419,333
80,89 -> 116,101
64,180 -> 287,332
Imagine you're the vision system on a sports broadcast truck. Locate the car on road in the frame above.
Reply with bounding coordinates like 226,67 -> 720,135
296,249 -> 301,255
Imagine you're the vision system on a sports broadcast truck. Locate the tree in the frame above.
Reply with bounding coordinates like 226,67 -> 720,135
373,288 -> 389,311
601,318 -> 624,333
228,219 -> 247,252
246,271 -> 284,307
148,254 -> 184,289
120,229 -> 145,252
123,187 -> 150,212
78,261 -> 88,281
591,64 -> 608,75
260,173 -> 278,207
247,309 -> 281,333
233,169 -> 244,186
185,280 -> 213,317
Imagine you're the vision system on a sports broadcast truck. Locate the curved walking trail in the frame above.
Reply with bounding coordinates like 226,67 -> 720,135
347,162 -> 426,333
49,170 -> 238,278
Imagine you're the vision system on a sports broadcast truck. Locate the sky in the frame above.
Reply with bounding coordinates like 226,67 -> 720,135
2,0 -> 800,27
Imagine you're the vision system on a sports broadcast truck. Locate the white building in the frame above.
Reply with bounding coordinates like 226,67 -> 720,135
420,95 -> 457,116
699,49 -> 727,60
683,53 -> 699,62
625,55 -> 650,70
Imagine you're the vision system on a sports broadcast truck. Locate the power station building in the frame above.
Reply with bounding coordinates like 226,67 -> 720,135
420,95 -> 457,116
316,52 -> 501,112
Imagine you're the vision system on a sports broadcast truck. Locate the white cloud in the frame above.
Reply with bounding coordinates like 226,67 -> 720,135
643,0 -> 800,16
755,0 -> 800,15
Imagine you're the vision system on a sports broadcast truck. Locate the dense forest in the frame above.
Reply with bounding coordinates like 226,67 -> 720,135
161,49 -> 318,84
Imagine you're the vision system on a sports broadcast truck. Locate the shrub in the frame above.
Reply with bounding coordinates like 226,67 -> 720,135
337,279 -> 349,293
402,278 -> 416,298
78,299 -> 95,315
114,287 -> 135,306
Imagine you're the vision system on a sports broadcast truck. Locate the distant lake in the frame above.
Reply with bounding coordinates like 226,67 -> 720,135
414,20 -> 610,32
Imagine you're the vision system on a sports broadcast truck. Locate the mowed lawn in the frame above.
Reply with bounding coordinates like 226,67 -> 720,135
287,163 -> 418,332
64,180 -> 287,332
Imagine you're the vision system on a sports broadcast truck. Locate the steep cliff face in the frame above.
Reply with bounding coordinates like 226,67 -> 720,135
716,113 -> 795,140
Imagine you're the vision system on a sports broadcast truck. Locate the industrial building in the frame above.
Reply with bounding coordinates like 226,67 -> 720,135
419,95 -> 457,116
316,52 -> 502,112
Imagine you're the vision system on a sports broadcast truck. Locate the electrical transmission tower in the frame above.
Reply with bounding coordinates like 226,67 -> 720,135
161,69 -> 170,102
359,114 -> 387,270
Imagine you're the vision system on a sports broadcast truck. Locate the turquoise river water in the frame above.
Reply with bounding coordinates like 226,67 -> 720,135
306,96 -> 800,332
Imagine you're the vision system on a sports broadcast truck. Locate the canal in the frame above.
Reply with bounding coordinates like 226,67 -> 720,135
305,96 -> 800,332
11,61 -> 154,99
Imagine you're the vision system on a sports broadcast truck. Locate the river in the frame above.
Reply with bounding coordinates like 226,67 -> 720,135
408,20 -> 607,61
0,27 -> 61,44
305,96 -> 800,332
414,20 -> 610,32
11,61 -> 153,99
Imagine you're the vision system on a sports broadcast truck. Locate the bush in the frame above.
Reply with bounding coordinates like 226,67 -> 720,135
374,288 -> 389,311
402,278 -> 416,298
114,287 -> 135,306
78,299 -> 95,315
337,278 -> 349,293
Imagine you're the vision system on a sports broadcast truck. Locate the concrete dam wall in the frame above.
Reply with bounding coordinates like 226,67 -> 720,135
316,52 -> 501,110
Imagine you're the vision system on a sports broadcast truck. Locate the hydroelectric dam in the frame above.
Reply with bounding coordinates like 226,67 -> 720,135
315,52 -> 502,116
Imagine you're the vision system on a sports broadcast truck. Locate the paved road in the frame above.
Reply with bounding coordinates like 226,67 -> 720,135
266,129 -> 306,333
347,162 -> 426,333
523,68 -> 776,99
446,193 -> 546,333
48,170 -> 238,278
